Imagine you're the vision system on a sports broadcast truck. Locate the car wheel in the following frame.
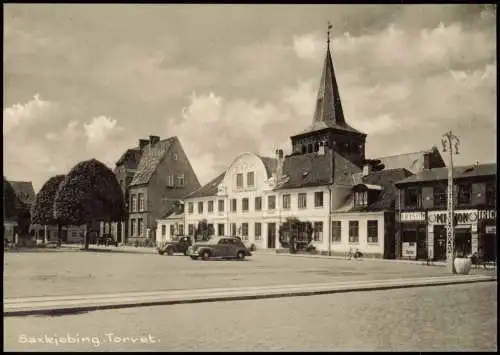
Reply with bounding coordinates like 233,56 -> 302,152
202,250 -> 210,260
158,250 -> 165,255
166,247 -> 174,256
237,251 -> 245,260
190,256 -> 198,260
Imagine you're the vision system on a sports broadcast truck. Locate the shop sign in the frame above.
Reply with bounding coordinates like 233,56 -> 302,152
485,225 -> 496,234
402,242 -> 417,257
400,212 -> 426,222
428,210 -> 478,225
478,210 -> 496,221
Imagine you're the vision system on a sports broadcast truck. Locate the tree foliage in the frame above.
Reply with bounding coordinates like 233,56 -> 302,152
279,217 -> 313,248
3,178 -> 18,220
31,174 -> 66,225
54,159 -> 126,226
195,219 -> 213,241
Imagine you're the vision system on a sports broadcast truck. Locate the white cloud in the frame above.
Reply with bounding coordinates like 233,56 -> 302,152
3,94 -> 53,133
293,33 -> 324,61
83,115 -> 119,144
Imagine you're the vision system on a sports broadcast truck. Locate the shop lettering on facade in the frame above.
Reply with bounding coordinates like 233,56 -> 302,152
428,210 -> 478,225
400,212 -> 426,222
478,210 -> 496,221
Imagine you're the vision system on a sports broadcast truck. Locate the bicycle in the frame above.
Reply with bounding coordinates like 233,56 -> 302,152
345,247 -> 363,260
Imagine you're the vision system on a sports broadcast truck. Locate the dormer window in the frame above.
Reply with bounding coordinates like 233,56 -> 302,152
354,191 -> 368,207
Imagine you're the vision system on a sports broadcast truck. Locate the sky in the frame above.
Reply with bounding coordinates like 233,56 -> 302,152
3,4 -> 497,193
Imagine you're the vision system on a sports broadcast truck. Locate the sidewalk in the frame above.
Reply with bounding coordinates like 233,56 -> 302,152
4,274 -> 495,317
60,244 -> 158,254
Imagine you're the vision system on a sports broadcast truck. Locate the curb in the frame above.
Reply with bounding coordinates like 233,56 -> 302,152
4,275 -> 495,317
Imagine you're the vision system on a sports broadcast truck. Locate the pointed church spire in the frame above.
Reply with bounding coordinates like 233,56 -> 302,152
312,22 -> 347,127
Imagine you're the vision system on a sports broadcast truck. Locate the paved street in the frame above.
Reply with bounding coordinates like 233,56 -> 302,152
4,282 -> 497,351
4,250 -> 494,299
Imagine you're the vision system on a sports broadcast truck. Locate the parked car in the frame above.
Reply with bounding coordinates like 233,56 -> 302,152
158,236 -> 193,256
187,236 -> 252,260
96,234 -> 118,247
45,240 -> 60,248
233,236 -> 257,252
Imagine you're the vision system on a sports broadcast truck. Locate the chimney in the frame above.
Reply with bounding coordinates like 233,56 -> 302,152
139,139 -> 149,150
275,149 -> 284,182
149,135 -> 160,145
423,152 -> 431,170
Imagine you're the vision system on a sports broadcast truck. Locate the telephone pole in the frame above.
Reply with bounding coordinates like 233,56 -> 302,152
441,130 -> 460,274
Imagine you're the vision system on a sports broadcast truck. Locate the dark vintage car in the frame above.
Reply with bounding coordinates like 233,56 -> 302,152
187,236 -> 252,260
96,234 -> 118,247
158,236 -> 193,256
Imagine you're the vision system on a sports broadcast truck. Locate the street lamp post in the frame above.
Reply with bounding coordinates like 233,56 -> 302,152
441,130 -> 460,274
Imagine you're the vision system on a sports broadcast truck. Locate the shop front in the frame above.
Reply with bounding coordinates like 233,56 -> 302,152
399,211 -> 427,260
478,209 -> 496,261
427,209 -> 478,261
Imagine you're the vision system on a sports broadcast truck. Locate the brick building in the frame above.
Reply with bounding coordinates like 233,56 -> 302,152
111,135 -> 200,244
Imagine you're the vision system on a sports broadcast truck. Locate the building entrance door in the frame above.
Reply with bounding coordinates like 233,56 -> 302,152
416,225 -> 427,260
117,222 -> 122,243
267,223 -> 276,249
455,227 -> 472,256
433,225 -> 447,261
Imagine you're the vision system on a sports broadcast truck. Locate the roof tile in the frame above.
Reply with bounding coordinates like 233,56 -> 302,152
130,137 -> 176,186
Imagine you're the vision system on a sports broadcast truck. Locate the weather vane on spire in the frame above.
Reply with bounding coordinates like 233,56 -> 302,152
327,21 -> 333,47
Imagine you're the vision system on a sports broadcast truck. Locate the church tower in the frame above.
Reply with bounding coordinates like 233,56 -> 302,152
290,24 -> 366,167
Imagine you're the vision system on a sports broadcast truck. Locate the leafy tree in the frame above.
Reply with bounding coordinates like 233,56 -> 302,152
31,175 -> 66,243
54,159 -> 126,249
3,178 -> 31,243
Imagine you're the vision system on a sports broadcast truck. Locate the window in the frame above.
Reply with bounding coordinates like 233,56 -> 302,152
218,223 -> 225,236
208,224 -> 214,236
236,173 -> 243,188
130,219 -> 136,237
247,172 -> 255,187
242,223 -> 249,240
313,222 -> 323,242
188,224 -> 194,236
268,195 -> 276,210
208,200 -> 214,213
255,197 -> 262,211
331,221 -> 341,242
404,187 -> 422,209
188,202 -> 194,214
282,194 -> 291,209
173,153 -> 178,161
218,199 -> 225,212
138,193 -> 144,212
178,224 -> 184,235
231,198 -> 237,212
167,175 -> 174,187
177,174 -> 185,187
433,184 -> 447,207
354,191 -> 367,207
242,198 -> 249,212
170,225 -> 175,237
255,222 -> 262,240
137,218 -> 143,237
131,195 -> 137,212
298,193 -> 307,209
486,181 -> 496,206
457,183 -> 472,205
231,223 -> 237,236
367,220 -> 378,243
348,221 -> 359,243
161,225 -> 166,237
198,201 -> 204,214
314,191 -> 324,207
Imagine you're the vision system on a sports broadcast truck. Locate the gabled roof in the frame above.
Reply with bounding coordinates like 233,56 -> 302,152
116,148 -> 142,167
8,181 -> 36,207
277,150 -> 361,190
184,172 -> 225,199
395,163 -> 496,185
334,168 -> 413,212
294,44 -> 365,137
375,147 -> 440,174
259,156 -> 277,178
130,137 -> 176,186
